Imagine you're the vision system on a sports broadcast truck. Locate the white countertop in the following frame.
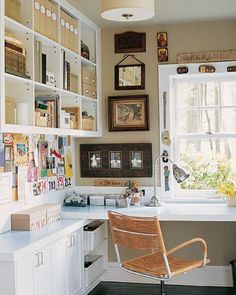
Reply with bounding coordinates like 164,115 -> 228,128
61,203 -> 236,222
0,219 -> 85,261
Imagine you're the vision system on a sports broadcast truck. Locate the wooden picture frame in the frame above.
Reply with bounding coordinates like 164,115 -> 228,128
80,143 -> 152,178
157,32 -> 168,48
158,48 -> 168,62
115,64 -> 145,90
108,95 -> 150,132
114,31 -> 146,53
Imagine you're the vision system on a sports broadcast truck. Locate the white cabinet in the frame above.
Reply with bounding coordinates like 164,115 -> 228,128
52,229 -> 83,295
67,231 -> 83,295
0,219 -> 84,295
34,247 -> 53,295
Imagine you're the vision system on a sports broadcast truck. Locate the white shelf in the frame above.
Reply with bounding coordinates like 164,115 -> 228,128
2,0 -> 101,138
81,56 -> 97,67
5,73 -> 33,85
5,16 -> 32,34
81,95 -> 97,103
34,31 -> 59,48
61,89 -> 80,97
61,45 -> 80,60
34,82 -> 60,93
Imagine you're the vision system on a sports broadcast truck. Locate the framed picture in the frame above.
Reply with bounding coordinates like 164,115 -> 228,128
109,151 -> 122,169
108,95 -> 150,132
158,48 -> 168,62
80,143 -> 152,177
114,31 -> 146,53
157,32 -> 168,47
130,151 -> 143,169
89,151 -> 102,169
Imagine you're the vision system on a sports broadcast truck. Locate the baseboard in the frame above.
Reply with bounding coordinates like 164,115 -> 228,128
102,262 -> 233,287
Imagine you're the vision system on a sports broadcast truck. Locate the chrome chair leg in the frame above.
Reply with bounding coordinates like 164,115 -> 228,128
160,281 -> 167,295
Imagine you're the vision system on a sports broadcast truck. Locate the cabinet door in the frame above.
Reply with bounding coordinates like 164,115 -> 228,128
16,254 -> 34,295
34,246 -> 53,295
52,236 -> 68,295
68,229 -> 83,295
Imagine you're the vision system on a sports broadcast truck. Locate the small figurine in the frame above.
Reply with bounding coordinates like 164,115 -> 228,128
164,165 -> 170,191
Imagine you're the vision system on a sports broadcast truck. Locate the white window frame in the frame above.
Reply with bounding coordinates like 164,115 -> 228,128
158,61 -> 236,202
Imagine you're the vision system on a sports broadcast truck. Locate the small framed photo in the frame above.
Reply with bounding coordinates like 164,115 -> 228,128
109,151 -> 122,169
158,48 -> 168,62
89,152 -> 102,169
157,32 -> 168,47
130,151 -> 143,169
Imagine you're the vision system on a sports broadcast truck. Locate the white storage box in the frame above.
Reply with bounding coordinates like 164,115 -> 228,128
84,255 -> 104,288
84,221 -> 106,251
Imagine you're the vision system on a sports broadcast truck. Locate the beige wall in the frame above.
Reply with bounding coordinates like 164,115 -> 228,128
76,20 -> 236,186
75,20 -> 236,266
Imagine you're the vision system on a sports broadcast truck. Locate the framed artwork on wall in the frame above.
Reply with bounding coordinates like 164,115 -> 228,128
80,143 -> 152,178
108,95 -> 150,132
114,31 -> 146,53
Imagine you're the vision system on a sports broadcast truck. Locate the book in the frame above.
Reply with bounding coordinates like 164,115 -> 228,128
42,53 -> 47,84
34,40 -> 42,83
35,95 -> 59,128
67,61 -> 71,91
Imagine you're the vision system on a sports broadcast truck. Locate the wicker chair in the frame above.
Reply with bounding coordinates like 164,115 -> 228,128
108,210 -> 210,295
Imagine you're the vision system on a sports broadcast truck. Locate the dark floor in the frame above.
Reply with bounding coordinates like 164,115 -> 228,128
89,282 -> 234,295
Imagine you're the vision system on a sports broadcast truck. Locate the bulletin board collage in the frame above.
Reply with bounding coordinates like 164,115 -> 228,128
0,133 -> 73,203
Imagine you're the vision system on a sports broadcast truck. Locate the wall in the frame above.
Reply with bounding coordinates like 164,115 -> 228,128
75,20 -> 236,266
75,20 -> 236,186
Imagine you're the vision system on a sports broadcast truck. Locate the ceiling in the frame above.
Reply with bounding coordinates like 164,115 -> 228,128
71,0 -> 236,28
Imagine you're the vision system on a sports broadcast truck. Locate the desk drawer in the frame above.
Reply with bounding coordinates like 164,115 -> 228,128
84,255 -> 104,288
84,221 -> 106,251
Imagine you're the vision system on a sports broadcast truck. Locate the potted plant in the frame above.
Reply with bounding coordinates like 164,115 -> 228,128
217,182 -> 236,207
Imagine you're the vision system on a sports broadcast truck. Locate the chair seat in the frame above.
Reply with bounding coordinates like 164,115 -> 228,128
122,252 -> 210,279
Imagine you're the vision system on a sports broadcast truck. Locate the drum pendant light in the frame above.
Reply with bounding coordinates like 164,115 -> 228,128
101,0 -> 155,22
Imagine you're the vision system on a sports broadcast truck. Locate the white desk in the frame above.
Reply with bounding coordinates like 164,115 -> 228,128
62,203 -> 236,221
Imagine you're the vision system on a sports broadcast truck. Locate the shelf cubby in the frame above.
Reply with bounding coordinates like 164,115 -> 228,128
5,0 -> 33,29
5,19 -> 34,80
5,74 -> 34,126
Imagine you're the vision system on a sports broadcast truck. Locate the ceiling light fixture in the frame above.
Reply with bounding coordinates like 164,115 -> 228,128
101,0 -> 155,22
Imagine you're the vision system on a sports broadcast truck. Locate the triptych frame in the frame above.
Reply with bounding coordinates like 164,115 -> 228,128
80,143 -> 152,178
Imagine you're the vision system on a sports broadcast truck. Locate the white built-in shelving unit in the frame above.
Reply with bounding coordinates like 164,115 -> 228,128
1,0 -> 101,137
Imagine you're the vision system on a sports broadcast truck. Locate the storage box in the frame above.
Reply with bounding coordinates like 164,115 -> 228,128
5,0 -> 21,23
5,47 -> 27,78
5,96 -> 16,124
82,67 -> 96,86
62,107 -> 80,129
35,110 -> 48,127
84,255 -> 104,288
70,73 -> 79,93
82,82 -> 97,99
82,116 -> 95,131
38,203 -> 61,223
84,221 -> 106,251
11,207 -> 47,231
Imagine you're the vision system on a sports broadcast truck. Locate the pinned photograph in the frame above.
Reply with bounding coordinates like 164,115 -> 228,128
130,151 -> 143,169
109,151 -> 122,169
89,152 -> 102,169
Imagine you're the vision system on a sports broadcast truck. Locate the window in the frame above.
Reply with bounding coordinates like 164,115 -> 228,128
159,63 -> 236,198
175,78 -> 236,196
